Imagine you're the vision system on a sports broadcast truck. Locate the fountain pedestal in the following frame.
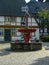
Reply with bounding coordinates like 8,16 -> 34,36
24,33 -> 30,42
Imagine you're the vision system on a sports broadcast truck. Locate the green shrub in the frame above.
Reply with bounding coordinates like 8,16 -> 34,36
41,35 -> 49,42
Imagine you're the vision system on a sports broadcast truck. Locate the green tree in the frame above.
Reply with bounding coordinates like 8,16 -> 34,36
37,9 -> 49,35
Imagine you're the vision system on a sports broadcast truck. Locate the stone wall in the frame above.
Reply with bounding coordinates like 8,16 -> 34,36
10,42 -> 42,51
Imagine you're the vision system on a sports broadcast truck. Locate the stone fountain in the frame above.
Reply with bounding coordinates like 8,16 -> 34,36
10,5 -> 42,51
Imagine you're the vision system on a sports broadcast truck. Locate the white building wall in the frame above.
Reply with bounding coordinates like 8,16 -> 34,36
12,37 -> 22,41
0,27 -> 4,41
0,16 -> 4,21
0,37 -> 4,41
30,28 -> 39,41
35,28 -> 39,40
0,16 -> 39,41
0,16 -> 4,25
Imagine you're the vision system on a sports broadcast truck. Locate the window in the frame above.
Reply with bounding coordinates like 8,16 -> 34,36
12,28 -> 21,37
32,18 -> 36,23
32,18 -> 37,26
21,33 -> 24,38
5,17 -> 10,25
5,17 -> 10,21
11,17 -> 16,25
0,17 -> 4,25
28,17 -> 31,26
0,28 -> 4,36
11,28 -> 17,36
21,17 -> 26,26
44,28 -> 47,33
28,17 -> 31,23
40,29 -> 43,33
16,23 -> 20,26
30,33 -> 35,38
16,17 -> 21,26
21,6 -> 29,12
17,17 -> 21,22
28,23 -> 31,26
17,32 -> 21,36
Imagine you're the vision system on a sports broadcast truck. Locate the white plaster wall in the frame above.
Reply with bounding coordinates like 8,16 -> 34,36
32,18 -> 38,26
0,37 -> 4,41
28,17 -> 31,22
0,16 -> 4,21
12,37 -> 22,41
32,23 -> 38,26
30,28 -> 39,41
11,23 -> 15,25
16,17 -> 21,22
35,28 -> 39,40
0,16 -> 4,25
32,18 -> 35,22
30,37 -> 35,40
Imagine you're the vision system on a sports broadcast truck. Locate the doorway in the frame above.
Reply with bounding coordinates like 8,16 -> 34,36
4,29 -> 11,41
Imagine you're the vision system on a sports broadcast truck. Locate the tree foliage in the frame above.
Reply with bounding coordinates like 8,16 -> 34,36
37,9 -> 49,35
37,9 -> 49,19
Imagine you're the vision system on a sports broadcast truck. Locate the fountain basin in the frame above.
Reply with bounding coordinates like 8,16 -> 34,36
18,29 -> 36,33
10,42 -> 42,51
18,29 -> 36,42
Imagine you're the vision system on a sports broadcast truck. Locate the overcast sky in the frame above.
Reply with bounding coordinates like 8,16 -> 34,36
25,0 -> 30,3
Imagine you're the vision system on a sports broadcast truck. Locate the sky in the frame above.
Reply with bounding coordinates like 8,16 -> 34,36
25,0 -> 30,3
25,0 -> 46,3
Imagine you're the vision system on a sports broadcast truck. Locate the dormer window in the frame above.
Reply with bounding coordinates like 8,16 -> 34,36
21,5 -> 29,13
11,17 -> 16,25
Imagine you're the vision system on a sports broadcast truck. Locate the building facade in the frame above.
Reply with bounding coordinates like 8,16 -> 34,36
0,0 -> 39,42
0,16 -> 39,41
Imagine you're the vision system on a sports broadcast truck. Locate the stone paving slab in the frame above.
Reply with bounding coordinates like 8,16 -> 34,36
0,43 -> 49,65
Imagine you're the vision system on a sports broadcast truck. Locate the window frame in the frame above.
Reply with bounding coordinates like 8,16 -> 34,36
4,17 -> 10,25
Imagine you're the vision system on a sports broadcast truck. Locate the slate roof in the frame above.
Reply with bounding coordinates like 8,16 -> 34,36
30,0 -> 49,2
0,0 -> 49,16
0,0 -> 26,16
27,1 -> 49,16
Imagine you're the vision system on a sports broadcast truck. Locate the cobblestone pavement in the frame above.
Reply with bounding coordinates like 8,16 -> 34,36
0,43 -> 49,65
